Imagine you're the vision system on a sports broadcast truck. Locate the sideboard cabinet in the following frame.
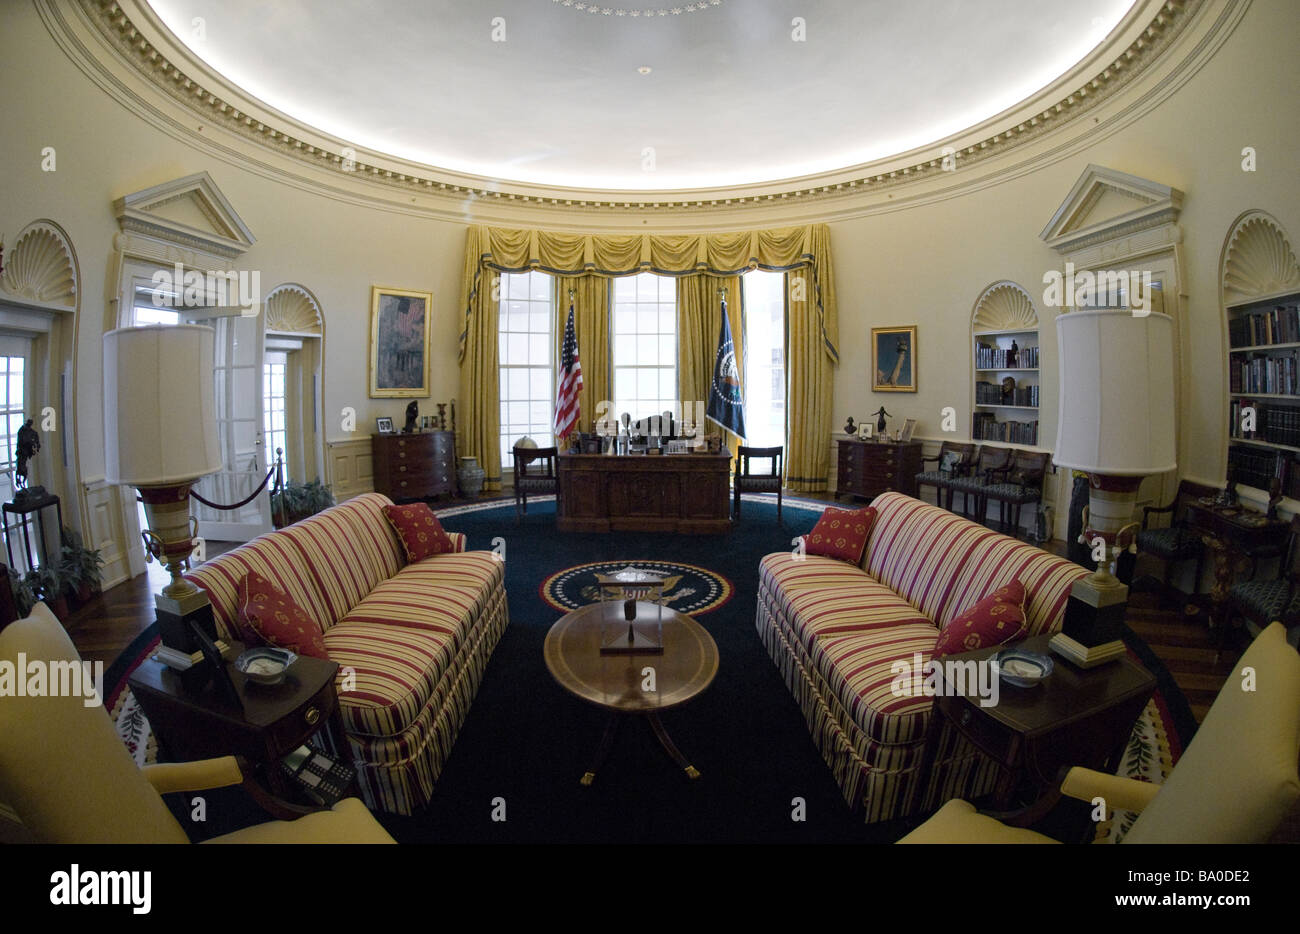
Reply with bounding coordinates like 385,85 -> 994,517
371,431 -> 457,502
836,439 -> 922,501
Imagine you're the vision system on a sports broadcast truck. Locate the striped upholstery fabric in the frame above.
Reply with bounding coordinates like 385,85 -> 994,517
756,492 -> 1087,824
188,532 -> 334,642
275,493 -> 408,626
184,494 -> 505,816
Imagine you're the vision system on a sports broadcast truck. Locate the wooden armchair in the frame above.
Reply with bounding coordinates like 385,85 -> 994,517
981,450 -> 1051,539
513,443 -> 559,522
914,441 -> 976,510
734,445 -> 783,522
945,445 -> 1013,522
1131,479 -> 1218,601
1228,514 -> 1300,638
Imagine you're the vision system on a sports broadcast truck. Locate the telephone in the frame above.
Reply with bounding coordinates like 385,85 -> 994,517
280,745 -> 354,807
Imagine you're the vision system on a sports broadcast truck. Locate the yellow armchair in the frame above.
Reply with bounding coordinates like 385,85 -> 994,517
0,603 -> 395,844
900,622 -> 1300,844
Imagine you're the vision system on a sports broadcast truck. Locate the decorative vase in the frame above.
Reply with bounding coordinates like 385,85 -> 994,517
457,456 -> 485,498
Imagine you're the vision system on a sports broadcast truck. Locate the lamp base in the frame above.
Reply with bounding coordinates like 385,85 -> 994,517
1048,632 -> 1127,668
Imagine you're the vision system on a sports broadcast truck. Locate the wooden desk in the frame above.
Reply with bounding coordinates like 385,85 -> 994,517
556,452 -> 731,533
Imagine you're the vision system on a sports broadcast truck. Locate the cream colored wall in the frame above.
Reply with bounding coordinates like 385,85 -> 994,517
1,0 -> 1298,549
830,0 -> 1300,492
0,1 -> 466,495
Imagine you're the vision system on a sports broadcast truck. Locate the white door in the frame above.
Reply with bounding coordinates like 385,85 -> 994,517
191,311 -> 273,542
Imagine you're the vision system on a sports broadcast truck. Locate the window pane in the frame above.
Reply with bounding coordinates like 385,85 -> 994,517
529,368 -> 550,399
614,276 -> 637,301
508,369 -> 529,399
636,274 -> 657,302
637,340 -> 657,366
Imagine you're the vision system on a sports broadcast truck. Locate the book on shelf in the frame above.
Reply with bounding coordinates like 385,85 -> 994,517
1228,303 -> 1300,349
1228,398 -> 1300,447
975,343 -> 1039,370
971,412 -> 1038,446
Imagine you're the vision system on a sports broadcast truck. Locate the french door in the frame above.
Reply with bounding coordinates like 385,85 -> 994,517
189,311 -> 273,542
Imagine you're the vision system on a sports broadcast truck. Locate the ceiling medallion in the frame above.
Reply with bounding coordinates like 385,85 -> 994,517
552,0 -> 723,16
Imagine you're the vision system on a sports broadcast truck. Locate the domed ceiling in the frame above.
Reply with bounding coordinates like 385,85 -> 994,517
145,0 -> 1137,192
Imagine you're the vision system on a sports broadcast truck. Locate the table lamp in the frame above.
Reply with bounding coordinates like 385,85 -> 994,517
1052,309 -> 1176,666
104,325 -> 224,675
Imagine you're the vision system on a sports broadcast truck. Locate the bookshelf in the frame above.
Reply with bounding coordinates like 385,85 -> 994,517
1227,294 -> 1300,495
972,327 -> 1040,446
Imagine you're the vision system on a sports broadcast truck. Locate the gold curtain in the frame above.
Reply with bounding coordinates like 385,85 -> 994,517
553,275 -> 610,437
457,223 -> 839,491
677,274 -> 743,457
456,227 -> 502,491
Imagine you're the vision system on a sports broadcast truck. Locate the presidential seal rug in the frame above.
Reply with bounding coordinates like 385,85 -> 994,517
540,560 -> 733,615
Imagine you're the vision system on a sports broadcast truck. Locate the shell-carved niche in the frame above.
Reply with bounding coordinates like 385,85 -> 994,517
264,283 -> 322,335
1,222 -> 77,307
971,281 -> 1038,331
1222,212 -> 1300,304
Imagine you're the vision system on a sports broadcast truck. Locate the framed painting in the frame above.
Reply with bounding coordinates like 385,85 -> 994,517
369,286 -> 432,398
872,326 -> 917,392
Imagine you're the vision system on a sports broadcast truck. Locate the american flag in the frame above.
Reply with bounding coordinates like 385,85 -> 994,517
553,301 -> 584,441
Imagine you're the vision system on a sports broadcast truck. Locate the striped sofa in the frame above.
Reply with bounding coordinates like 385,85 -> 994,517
757,492 -> 1086,824
187,493 -> 508,815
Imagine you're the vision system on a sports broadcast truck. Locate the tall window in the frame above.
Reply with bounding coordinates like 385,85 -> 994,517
612,274 -> 677,420
0,344 -> 31,571
130,281 -> 181,326
742,270 -> 786,448
498,270 -> 555,463
264,351 -> 288,481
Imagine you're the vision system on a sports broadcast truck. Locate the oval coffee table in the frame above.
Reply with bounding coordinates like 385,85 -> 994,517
544,601 -> 719,785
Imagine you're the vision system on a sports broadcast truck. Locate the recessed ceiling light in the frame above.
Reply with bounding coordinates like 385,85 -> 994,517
637,66 -> 652,75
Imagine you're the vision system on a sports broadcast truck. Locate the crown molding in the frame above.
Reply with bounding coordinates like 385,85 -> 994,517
37,0 -> 1245,226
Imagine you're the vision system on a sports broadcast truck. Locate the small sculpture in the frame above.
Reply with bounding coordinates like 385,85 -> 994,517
871,406 -> 892,436
436,402 -> 447,430
844,416 -> 856,436
15,419 -> 39,489
403,400 -> 418,433
1268,477 -> 1283,520
1007,340 -> 1019,368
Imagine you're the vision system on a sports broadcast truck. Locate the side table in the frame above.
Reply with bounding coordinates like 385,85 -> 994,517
917,632 -> 1155,835
3,491 -> 63,573
128,644 -> 350,800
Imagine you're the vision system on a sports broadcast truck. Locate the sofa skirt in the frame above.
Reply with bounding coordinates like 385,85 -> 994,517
756,589 -> 999,823
347,584 -> 510,815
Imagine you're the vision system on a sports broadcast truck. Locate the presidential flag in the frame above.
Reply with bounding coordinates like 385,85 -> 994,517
553,301 -> 584,441
706,297 -> 746,438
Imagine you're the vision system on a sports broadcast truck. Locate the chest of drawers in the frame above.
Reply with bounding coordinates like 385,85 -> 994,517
836,439 -> 922,502
371,431 -> 457,502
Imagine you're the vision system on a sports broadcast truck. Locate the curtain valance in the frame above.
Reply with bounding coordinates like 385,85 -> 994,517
459,223 -> 839,364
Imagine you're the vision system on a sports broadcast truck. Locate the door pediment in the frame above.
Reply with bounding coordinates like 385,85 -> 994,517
113,171 -> 255,260
1040,164 -> 1183,255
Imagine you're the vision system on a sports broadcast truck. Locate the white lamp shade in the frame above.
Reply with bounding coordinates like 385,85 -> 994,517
103,325 -> 223,486
1053,310 -> 1176,475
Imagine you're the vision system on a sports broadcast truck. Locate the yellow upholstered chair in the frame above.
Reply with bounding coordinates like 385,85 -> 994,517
0,604 -> 395,844
899,622 -> 1300,844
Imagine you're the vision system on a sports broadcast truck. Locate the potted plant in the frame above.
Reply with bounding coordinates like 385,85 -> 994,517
28,564 -> 67,621
7,566 -> 37,618
271,478 -> 335,528
60,527 -> 105,606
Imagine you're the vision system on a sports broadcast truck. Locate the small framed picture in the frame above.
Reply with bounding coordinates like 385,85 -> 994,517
900,417 -> 917,443
376,416 -> 395,435
858,423 -> 873,440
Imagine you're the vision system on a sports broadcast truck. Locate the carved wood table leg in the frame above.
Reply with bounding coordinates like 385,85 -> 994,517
647,713 -> 701,779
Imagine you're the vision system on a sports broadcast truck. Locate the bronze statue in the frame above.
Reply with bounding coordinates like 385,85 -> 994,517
403,400 -> 418,433
15,419 -> 39,489
870,406 -> 892,435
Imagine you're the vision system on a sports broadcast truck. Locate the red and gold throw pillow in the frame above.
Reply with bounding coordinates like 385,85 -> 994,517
802,506 -> 877,565
237,572 -> 328,659
382,502 -> 457,563
933,580 -> 1027,657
